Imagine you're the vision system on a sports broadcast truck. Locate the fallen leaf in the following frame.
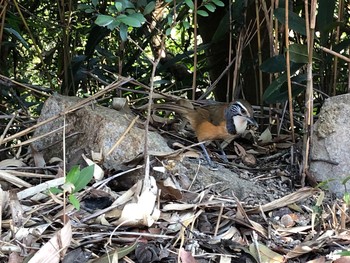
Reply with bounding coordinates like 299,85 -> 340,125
28,221 -> 72,263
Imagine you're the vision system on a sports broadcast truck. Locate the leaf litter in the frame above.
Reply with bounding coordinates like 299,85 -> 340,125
1,94 -> 350,263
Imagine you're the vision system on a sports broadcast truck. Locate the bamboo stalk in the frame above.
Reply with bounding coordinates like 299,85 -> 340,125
301,0 -> 317,187
285,0 -> 295,143
332,0 -> 343,95
255,0 -> 264,114
226,0 -> 233,102
192,0 -> 198,100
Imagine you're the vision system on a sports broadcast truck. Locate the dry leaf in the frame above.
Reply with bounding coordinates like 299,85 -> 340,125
249,242 -> 284,263
179,248 -> 197,263
113,176 -> 160,227
28,221 -> 72,263
82,154 -> 104,181
0,159 -> 26,168
258,128 -> 272,143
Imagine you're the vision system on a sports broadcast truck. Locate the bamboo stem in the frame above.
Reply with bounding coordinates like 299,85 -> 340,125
192,0 -> 198,100
285,0 -> 295,143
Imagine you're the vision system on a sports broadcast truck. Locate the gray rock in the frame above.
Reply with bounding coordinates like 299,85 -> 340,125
310,94 -> 350,196
32,94 -> 173,169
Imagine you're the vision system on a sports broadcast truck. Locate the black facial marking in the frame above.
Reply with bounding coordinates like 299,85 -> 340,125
224,107 -> 236,134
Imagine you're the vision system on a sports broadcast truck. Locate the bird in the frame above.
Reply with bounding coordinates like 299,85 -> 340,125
154,99 -> 258,168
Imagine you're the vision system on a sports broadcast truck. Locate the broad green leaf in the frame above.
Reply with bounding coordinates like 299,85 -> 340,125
289,44 -> 308,63
263,64 -> 305,103
128,13 -> 146,23
197,10 -> 209,17
115,2 -> 123,12
184,0 -> 194,10
317,0 -> 336,46
92,0 -> 98,7
204,3 -> 216,12
119,23 -> 128,41
212,0 -> 225,7
95,15 -> 115,27
116,0 -> 135,9
69,194 -> 80,210
66,165 -> 80,185
289,43 -> 322,63
4,28 -> 29,49
182,21 -> 190,29
84,8 -> 95,13
117,15 -> 140,27
73,165 -> 94,193
143,1 -> 155,15
274,8 -> 306,35
117,14 -> 143,27
165,28 -> 172,35
260,54 -> 286,73
212,12 -> 229,43
77,4 -> 91,10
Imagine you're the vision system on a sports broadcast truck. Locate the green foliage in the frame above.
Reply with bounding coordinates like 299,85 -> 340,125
50,165 -> 95,210
274,8 -> 306,36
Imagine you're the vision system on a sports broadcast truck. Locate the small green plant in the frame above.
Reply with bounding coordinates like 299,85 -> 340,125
50,165 -> 95,210
315,178 -> 335,190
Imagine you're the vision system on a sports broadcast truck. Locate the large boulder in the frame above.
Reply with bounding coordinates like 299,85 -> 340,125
32,94 -> 173,169
310,94 -> 350,196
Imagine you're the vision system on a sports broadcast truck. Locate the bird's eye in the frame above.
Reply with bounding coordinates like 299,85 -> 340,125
241,109 -> 246,115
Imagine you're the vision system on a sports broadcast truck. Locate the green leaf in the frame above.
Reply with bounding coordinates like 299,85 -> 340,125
84,8 -> 95,13
204,3 -> 216,12
66,165 -> 80,185
262,64 -> 305,103
73,165 -> 94,193
92,0 -> 98,7
289,44 -> 309,63
184,0 -> 194,10
4,28 -> 29,49
143,1 -> 155,15
212,0 -> 225,7
274,8 -> 306,35
260,55 -> 286,73
95,15 -> 115,27
115,2 -> 123,11
69,194 -> 80,210
116,0 -> 135,10
117,14 -> 141,27
128,13 -> 146,23
119,23 -> 128,41
49,187 -> 62,194
197,10 -> 209,17
339,250 -> 350,256
165,28 -> 172,35
317,0 -> 336,46
288,43 -> 322,63
343,192 -> 350,205
182,21 -> 190,29
212,12 -> 229,43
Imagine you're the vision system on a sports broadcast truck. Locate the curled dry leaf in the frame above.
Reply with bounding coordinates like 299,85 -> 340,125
258,128 -> 272,144
82,154 -> 104,181
0,159 -> 26,168
113,176 -> 160,227
28,221 -> 72,263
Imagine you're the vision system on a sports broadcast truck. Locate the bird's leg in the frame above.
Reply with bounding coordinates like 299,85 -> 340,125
199,143 -> 218,169
215,141 -> 229,163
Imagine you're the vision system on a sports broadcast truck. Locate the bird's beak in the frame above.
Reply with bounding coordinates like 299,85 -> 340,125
247,117 -> 259,128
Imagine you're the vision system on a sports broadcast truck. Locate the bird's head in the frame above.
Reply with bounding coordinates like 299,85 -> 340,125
224,99 -> 258,135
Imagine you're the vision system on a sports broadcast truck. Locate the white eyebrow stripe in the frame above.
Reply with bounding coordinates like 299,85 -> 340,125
235,101 -> 251,117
